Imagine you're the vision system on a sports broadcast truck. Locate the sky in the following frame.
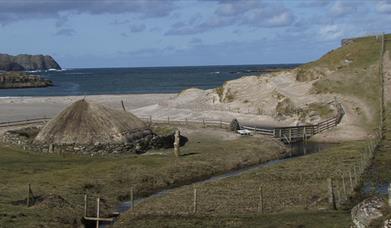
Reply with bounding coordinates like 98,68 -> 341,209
0,0 -> 390,68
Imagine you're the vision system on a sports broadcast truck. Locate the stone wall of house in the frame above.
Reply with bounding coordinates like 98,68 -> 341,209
1,128 -> 188,155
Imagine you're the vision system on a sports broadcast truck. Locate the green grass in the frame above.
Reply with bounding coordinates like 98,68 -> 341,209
117,140 -> 367,227
0,125 -> 284,227
115,211 -> 351,228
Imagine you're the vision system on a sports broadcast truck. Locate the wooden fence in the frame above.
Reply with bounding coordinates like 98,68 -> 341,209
242,100 -> 345,143
0,117 -> 50,128
0,100 -> 344,144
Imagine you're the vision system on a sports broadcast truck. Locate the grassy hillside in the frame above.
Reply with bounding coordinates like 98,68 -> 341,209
0,125 -> 284,227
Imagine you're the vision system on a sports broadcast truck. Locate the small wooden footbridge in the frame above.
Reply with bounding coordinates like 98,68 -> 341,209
240,101 -> 345,144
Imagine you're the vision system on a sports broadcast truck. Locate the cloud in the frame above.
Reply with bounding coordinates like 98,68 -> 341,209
318,24 -> 344,41
376,0 -> 391,14
166,2 -> 295,35
55,28 -> 75,36
242,7 -> 296,28
329,1 -> 357,17
298,0 -> 331,8
130,23 -> 146,32
189,37 -> 203,44
214,0 -> 260,17
0,0 -> 176,24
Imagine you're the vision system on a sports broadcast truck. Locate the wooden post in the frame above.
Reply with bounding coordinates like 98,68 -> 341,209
121,100 -> 126,111
342,176 -> 347,200
186,118 -> 188,125
303,127 -> 306,141
202,118 -> 205,127
349,171 -> 354,191
289,128 -> 292,142
388,183 -> 391,207
353,166 -> 358,186
130,187 -> 134,210
193,188 -> 197,214
27,184 -> 31,207
84,194 -> 88,217
220,119 -> 222,128
96,198 -> 100,228
149,116 -> 152,125
174,130 -> 181,157
327,178 -> 337,210
258,186 -> 264,213
167,116 -> 170,124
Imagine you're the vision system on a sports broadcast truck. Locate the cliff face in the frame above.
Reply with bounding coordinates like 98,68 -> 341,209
0,54 -> 61,71
0,72 -> 53,89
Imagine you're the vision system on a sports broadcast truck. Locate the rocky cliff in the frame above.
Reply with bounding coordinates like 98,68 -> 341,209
0,54 -> 61,71
0,72 -> 53,89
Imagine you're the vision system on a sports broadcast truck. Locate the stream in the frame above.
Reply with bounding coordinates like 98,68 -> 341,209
95,141 -> 331,227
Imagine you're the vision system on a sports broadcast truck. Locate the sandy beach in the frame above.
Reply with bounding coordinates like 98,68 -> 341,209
0,94 -> 174,122
0,93 -> 288,127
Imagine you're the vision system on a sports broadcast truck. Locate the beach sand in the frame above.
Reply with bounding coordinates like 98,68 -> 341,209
0,94 -> 174,122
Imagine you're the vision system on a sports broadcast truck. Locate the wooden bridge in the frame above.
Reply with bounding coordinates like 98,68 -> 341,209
241,101 -> 345,144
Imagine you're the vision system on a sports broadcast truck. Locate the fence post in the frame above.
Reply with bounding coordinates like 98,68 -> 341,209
174,130 -> 181,157
193,188 -> 197,214
220,119 -> 222,128
388,183 -> 391,207
84,194 -> 88,217
121,100 -> 126,111
130,187 -> 134,209
27,184 -> 31,207
202,119 -> 205,127
167,116 -> 170,124
149,116 -> 152,125
96,197 -> 100,228
349,170 -> 354,192
258,186 -> 264,213
186,118 -> 188,125
327,178 -> 337,210
342,175 -> 347,200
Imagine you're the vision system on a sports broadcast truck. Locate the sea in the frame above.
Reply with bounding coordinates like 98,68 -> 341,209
0,64 -> 299,97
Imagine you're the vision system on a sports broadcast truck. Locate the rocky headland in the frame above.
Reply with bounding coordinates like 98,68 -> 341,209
0,53 -> 61,71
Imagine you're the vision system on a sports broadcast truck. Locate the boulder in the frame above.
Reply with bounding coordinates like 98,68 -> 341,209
351,197 -> 387,228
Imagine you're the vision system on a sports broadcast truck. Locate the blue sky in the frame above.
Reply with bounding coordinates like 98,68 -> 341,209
0,0 -> 390,68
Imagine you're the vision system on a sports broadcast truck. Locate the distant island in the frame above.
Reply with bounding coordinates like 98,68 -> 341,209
0,53 -> 61,71
0,53 -> 60,89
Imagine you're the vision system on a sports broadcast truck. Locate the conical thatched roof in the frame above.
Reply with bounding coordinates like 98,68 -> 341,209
34,99 -> 146,144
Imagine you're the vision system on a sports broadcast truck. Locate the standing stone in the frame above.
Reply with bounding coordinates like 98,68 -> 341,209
174,130 -> 181,157
230,119 -> 240,132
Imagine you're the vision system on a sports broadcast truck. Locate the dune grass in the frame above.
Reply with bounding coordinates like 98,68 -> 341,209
0,125 -> 284,227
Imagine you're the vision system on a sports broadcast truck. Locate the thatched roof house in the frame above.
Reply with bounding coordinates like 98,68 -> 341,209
34,99 -> 147,145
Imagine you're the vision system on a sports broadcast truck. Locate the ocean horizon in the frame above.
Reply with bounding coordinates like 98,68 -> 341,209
0,64 -> 299,97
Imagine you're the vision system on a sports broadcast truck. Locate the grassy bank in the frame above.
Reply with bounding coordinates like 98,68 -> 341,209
117,211 -> 351,228
0,124 -> 285,227
116,140 -> 369,227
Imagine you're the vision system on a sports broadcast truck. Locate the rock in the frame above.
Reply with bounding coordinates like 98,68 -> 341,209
0,72 -> 52,89
351,197 -> 387,228
0,53 -> 61,71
